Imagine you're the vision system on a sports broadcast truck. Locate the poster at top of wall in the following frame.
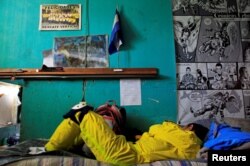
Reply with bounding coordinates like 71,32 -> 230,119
39,4 -> 81,30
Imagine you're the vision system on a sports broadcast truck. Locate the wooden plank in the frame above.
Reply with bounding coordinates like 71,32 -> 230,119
0,68 -> 158,79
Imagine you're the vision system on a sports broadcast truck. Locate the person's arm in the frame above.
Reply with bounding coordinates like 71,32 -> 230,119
196,147 -> 209,160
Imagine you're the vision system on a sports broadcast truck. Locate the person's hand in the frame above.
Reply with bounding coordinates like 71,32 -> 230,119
135,135 -> 142,140
196,147 -> 209,160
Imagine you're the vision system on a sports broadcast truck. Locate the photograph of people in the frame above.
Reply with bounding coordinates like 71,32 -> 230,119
180,67 -> 196,89
195,69 -> 208,90
243,45 -> 250,62
238,63 -> 250,89
177,63 -> 208,90
207,63 -> 237,89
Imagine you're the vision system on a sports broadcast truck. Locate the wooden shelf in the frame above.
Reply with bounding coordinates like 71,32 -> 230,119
0,68 -> 158,79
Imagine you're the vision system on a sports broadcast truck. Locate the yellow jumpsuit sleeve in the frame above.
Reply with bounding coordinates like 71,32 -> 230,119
150,122 -> 202,158
45,117 -> 83,151
79,111 -> 139,165
134,122 -> 201,162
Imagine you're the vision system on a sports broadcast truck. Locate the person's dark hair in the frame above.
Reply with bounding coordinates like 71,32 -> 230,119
188,123 -> 209,141
186,67 -> 191,71
196,69 -> 202,77
239,67 -> 246,77
215,63 -> 222,68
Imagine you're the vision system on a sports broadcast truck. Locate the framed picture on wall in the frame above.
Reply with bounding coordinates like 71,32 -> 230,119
39,4 -> 81,30
53,35 -> 109,68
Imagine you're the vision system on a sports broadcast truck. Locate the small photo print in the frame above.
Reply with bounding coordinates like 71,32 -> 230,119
240,21 -> 250,39
237,63 -> 250,89
243,90 -> 250,119
177,63 -> 208,90
242,39 -> 250,62
207,63 -> 237,89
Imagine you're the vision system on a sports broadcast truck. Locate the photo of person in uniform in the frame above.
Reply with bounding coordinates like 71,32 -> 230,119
180,67 -> 196,89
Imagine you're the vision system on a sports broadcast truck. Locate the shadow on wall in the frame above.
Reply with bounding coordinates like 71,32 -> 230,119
119,6 -> 144,51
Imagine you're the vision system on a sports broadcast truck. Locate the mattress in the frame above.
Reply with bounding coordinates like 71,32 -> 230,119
0,139 -> 207,166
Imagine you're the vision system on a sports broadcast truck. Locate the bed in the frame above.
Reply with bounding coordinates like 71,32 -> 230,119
0,139 -> 207,166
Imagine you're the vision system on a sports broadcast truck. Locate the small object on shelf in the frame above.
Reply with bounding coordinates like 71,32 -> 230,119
15,69 -> 27,73
39,65 -> 64,72
113,68 -> 123,72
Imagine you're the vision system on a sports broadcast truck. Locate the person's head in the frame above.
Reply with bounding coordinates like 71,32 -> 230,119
215,63 -> 222,74
239,67 -> 248,78
182,123 -> 209,141
186,67 -> 191,74
196,69 -> 202,77
244,47 -> 250,61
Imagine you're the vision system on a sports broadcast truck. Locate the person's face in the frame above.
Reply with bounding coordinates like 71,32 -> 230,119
243,68 -> 249,77
246,48 -> 250,57
215,32 -> 220,38
216,66 -> 222,74
182,124 -> 193,131
197,72 -> 201,77
186,69 -> 191,74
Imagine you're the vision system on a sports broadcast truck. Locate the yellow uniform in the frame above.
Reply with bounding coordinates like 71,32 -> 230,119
46,111 -> 201,165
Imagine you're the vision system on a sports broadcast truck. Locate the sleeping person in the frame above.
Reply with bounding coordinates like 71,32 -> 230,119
45,102 -> 208,165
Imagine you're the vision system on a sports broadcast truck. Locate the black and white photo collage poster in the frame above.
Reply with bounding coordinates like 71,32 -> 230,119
172,0 -> 250,124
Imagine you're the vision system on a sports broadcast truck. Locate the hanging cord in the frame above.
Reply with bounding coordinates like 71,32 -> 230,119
82,80 -> 87,102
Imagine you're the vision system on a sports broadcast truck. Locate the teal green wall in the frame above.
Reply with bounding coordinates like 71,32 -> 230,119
0,0 -> 177,140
